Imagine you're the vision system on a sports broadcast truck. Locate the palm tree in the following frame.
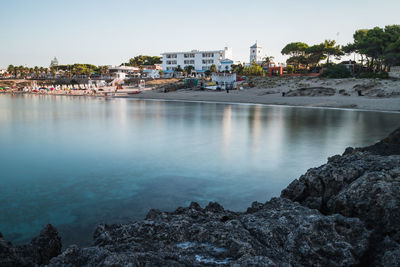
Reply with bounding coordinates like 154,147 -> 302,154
262,56 -> 274,68
39,67 -> 44,78
184,65 -> 195,76
7,65 -> 14,77
34,66 -> 39,78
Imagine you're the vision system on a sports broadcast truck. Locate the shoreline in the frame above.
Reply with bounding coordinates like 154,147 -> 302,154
120,96 -> 400,114
3,91 -> 400,113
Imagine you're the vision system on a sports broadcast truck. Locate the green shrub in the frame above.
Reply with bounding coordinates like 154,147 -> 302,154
286,65 -> 294,74
356,72 -> 389,79
320,64 -> 351,78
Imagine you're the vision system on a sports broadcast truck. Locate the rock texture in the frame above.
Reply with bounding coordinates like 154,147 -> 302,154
48,198 -> 369,266
0,224 -> 61,266
282,127 -> 400,265
1,127 -> 400,266
345,126 -> 400,156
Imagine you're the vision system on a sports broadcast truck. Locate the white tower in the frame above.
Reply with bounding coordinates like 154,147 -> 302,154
250,41 -> 263,64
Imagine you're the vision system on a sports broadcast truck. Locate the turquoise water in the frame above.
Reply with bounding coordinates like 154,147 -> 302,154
0,94 -> 399,247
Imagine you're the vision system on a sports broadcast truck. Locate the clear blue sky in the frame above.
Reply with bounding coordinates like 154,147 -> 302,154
1,0 -> 399,68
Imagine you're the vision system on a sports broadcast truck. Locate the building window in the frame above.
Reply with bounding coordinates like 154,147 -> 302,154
202,53 -> 213,58
202,59 -> 214,64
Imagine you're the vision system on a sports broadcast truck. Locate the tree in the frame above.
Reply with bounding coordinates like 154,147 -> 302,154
281,42 -> 309,57
127,55 -> 162,67
305,44 -> 326,67
99,65 -> 109,76
7,65 -> 14,77
261,56 -> 274,68
281,42 -> 309,69
322,40 -> 343,65
184,65 -> 194,75
184,65 -> 195,76
243,63 -> 264,76
210,64 -> 217,73
231,63 -> 244,75
175,65 -> 183,74
343,25 -> 400,72
34,66 -> 39,78
385,37 -> 400,67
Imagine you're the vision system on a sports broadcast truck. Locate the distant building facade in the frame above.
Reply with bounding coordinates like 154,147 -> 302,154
108,65 -> 139,79
389,66 -> 400,78
142,64 -> 162,70
161,47 -> 232,72
219,59 -> 234,72
50,57 -> 59,68
250,42 -> 263,64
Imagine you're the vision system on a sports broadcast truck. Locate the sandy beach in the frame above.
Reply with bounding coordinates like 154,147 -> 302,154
123,77 -> 400,112
2,77 -> 400,112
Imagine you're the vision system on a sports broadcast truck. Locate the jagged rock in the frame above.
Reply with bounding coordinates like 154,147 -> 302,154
281,127 -> 400,266
374,237 -> 400,266
48,198 -> 370,266
345,126 -> 400,156
0,224 -> 61,266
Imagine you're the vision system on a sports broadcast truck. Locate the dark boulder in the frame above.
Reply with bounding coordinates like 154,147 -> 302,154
48,198 -> 370,266
0,224 -> 61,266
344,126 -> 400,156
281,127 -> 400,266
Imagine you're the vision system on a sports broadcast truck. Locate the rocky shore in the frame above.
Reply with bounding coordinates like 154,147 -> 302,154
1,127 -> 399,266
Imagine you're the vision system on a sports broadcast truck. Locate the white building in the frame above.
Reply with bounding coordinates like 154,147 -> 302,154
161,47 -> 232,72
50,57 -> 59,68
209,72 -> 237,90
250,42 -> 263,64
142,69 -> 161,79
219,59 -> 234,72
108,65 -> 139,79
389,66 -> 400,78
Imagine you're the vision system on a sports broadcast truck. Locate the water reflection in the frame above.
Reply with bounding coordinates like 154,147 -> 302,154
0,94 -> 399,247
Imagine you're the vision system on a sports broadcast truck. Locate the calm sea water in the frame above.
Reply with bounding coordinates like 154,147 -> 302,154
0,94 -> 399,247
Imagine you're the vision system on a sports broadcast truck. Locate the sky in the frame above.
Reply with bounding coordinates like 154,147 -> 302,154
1,0 -> 400,68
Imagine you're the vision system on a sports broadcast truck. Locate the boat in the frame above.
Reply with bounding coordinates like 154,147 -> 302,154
127,91 -> 142,95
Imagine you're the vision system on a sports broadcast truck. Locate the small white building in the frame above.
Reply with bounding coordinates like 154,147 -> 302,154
250,42 -> 263,64
108,65 -> 139,79
219,59 -> 234,72
211,72 -> 237,89
142,69 -> 160,79
389,66 -> 400,78
161,47 -> 232,72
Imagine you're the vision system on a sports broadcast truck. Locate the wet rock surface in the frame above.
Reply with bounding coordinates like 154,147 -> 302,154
345,126 -> 400,156
0,224 -> 61,266
48,198 -> 369,266
1,127 -> 400,266
282,127 -> 400,265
